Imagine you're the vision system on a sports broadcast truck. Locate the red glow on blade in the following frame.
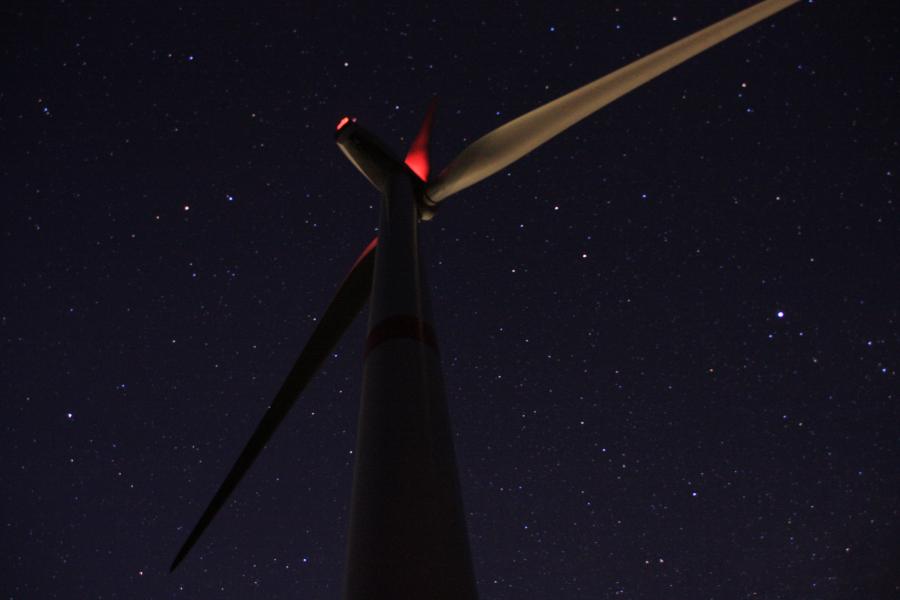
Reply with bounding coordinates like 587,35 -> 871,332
405,150 -> 429,182
404,98 -> 437,182
336,116 -> 351,131
348,236 -> 378,274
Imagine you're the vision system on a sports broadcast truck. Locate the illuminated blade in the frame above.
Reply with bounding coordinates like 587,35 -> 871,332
404,97 -> 438,182
170,237 -> 378,572
425,0 -> 799,205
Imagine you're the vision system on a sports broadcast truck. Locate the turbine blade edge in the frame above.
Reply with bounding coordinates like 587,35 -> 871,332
169,237 -> 378,572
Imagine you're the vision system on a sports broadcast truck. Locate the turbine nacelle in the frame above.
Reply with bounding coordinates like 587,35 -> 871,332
336,99 -> 440,220
335,116 -> 403,194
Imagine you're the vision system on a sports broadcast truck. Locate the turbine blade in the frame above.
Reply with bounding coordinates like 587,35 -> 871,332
170,237 -> 378,572
425,0 -> 799,205
404,97 -> 438,182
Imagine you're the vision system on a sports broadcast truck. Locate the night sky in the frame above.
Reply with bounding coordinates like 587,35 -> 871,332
3,1 -> 898,598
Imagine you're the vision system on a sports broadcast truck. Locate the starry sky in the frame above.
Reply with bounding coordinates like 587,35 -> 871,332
3,1 -> 898,598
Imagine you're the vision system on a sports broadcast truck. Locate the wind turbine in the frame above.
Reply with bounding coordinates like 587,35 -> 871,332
170,1 -> 800,597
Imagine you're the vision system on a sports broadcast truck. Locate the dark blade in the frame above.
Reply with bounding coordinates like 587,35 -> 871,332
170,237 -> 378,572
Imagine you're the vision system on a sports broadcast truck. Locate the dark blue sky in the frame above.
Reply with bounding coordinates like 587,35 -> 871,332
3,1 -> 897,598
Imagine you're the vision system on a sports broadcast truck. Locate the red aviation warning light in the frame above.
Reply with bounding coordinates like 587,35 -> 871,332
336,116 -> 356,132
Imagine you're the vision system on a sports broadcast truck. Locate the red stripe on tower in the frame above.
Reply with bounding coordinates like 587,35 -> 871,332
364,314 -> 439,358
